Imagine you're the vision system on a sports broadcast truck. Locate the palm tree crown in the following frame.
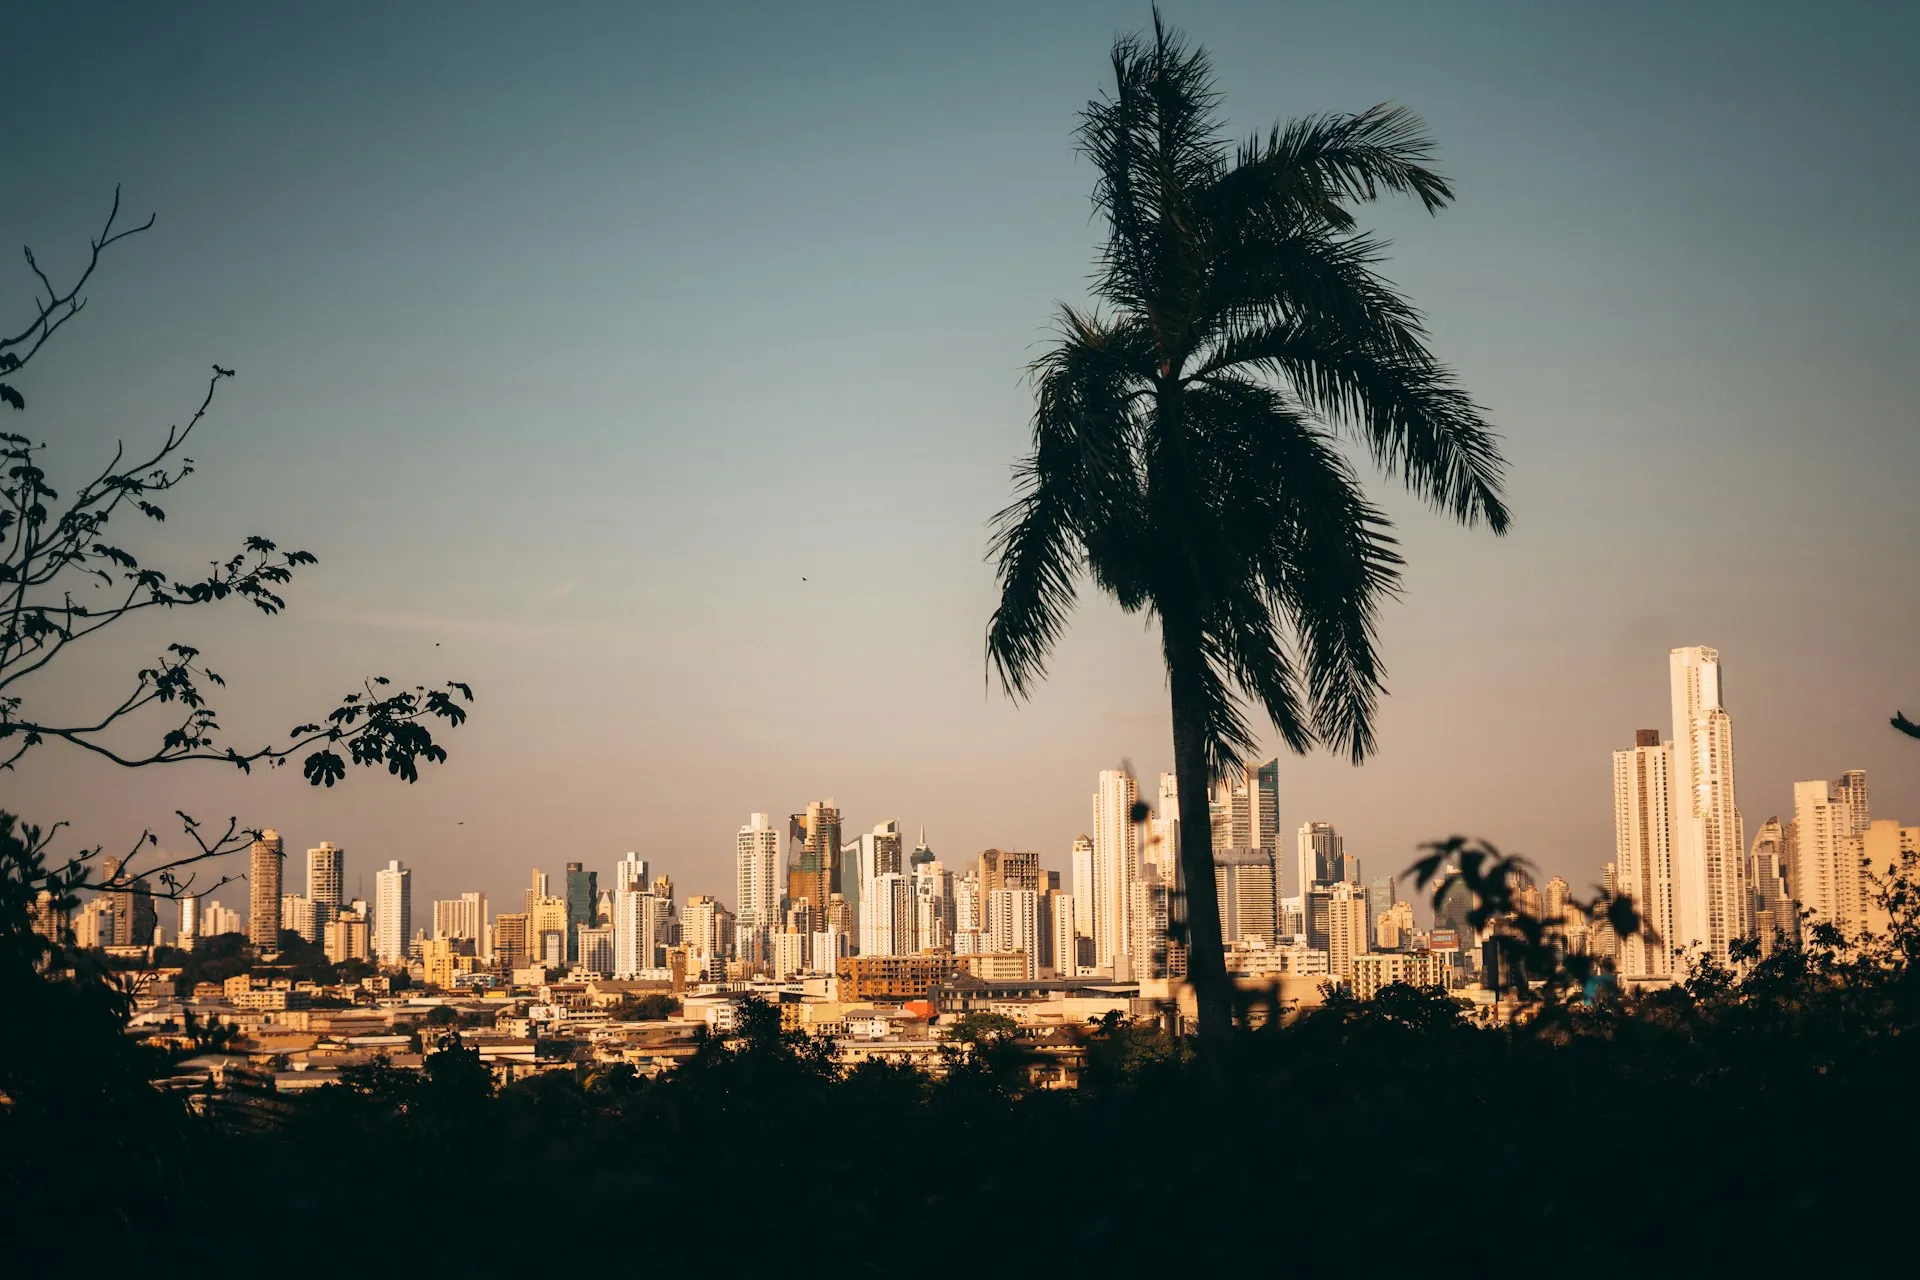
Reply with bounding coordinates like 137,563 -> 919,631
989,17 -> 1507,773
986,16 -> 1508,1042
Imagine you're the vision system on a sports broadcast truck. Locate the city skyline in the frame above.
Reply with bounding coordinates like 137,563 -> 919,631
8,1 -> 1917,916
175,641 -> 1911,964
12,8 -> 1915,1267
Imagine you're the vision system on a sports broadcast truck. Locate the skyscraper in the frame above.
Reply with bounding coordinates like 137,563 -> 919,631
530,891 -> 567,960
433,892 -> 486,942
735,815 -> 779,965
1326,881 -> 1372,984
1747,818 -> 1792,946
847,819 -> 902,951
373,859 -> 411,966
612,852 -> 648,893
788,800 -> 843,925
1131,879 -> 1184,981
564,862 -> 597,962
1433,871 -> 1474,965
1860,819 -> 1920,938
682,895 -> 730,976
248,829 -> 283,950
981,849 -> 1041,894
1070,834 -> 1095,940
1612,728 -> 1675,978
1790,775 -> 1868,937
860,872 -> 914,957
1295,822 -> 1343,901
1366,875 -> 1394,948
912,859 -> 955,953
1836,769 -> 1871,840
1213,757 -> 1280,854
1047,889 -> 1080,977
281,895 -> 319,944
1151,772 -> 1181,885
613,882 -> 664,977
986,886 -> 1041,979
1091,770 -> 1140,978
179,894 -> 200,950
493,912 -> 529,972
1668,646 -> 1748,965
306,841 -> 343,925
1213,847 -> 1279,944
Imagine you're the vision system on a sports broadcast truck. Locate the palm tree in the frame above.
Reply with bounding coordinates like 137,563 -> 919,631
986,15 -> 1509,1047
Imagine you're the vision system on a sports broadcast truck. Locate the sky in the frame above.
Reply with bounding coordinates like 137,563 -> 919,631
6,0 -> 1917,920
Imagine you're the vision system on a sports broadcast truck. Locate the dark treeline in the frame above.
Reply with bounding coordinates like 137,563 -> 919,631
8,855 -> 1917,1279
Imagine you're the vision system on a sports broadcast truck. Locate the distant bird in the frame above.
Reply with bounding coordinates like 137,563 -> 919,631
802,577 -> 808,582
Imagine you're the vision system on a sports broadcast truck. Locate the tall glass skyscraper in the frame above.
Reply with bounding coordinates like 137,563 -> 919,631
564,861 -> 597,962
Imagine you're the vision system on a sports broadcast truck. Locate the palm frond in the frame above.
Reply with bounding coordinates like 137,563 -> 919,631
1211,575 -> 1312,756
1197,294 -> 1509,534
986,313 -> 1147,697
1163,621 -> 1262,781
1187,375 -> 1401,762
1229,103 -> 1454,225
1078,15 -> 1226,351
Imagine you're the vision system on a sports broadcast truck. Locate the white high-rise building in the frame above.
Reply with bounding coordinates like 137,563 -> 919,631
306,842 -> 343,924
913,860 -> 954,953
1612,728 -> 1676,978
1150,772 -> 1180,885
774,928 -> 808,980
613,886 -> 657,977
954,870 -> 981,934
179,895 -> 200,950
1791,776 -> 1868,938
812,926 -> 848,974
986,887 -> 1041,979
248,829 -> 283,950
373,860 -> 411,965
202,900 -> 241,939
735,814 -> 780,964
1046,890 -> 1078,977
860,872 -> 914,957
1327,881 -> 1372,984
1070,835 -> 1095,940
682,895 -> 722,964
575,924 -> 615,974
612,852 -> 648,894
1130,878 -> 1183,981
1668,647 -> 1747,965
847,819 -> 903,954
433,892 -> 486,942
1090,770 -> 1139,977
281,894 -> 319,944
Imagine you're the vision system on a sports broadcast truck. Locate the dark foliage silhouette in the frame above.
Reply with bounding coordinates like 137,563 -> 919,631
0,195 -> 477,1253
985,13 -> 1507,1045
1,190 -> 474,917
17,848 -> 1910,1278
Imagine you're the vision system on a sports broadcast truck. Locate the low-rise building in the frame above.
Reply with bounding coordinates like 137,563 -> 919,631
1349,949 -> 1448,1001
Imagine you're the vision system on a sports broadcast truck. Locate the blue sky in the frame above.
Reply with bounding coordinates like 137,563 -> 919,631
6,1 -> 1916,913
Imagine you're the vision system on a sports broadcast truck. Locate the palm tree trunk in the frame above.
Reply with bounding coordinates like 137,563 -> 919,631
1166,623 -> 1233,1048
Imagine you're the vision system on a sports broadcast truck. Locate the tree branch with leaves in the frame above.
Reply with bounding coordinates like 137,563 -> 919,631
0,190 -> 474,913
